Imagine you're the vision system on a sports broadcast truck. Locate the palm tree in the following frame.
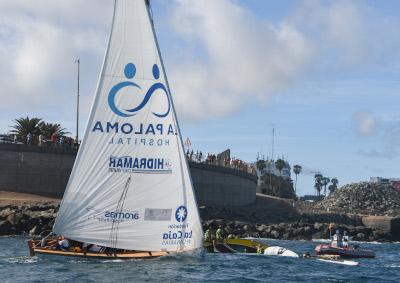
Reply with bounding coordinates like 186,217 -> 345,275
314,183 -> 322,197
322,177 -> 330,196
292,165 -> 302,195
256,159 -> 266,171
9,116 -> 42,143
329,178 -> 339,194
39,122 -> 69,139
314,173 -> 323,196
275,159 -> 286,176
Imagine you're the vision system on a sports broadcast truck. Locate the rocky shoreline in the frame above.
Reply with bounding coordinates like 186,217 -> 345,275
0,202 -> 398,243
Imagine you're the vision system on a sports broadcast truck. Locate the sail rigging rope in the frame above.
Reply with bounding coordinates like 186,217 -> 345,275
109,176 -> 132,249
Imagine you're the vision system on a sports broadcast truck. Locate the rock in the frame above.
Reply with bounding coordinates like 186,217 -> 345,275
355,233 -> 366,241
29,226 -> 37,236
0,207 -> 14,219
0,220 -> 13,235
270,230 -> 280,239
315,182 -> 400,216
314,222 -> 323,230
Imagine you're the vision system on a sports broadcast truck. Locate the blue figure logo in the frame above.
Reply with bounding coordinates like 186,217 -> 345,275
175,205 -> 188,222
108,63 -> 171,118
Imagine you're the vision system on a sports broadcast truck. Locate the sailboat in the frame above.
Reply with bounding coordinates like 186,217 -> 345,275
28,0 -> 203,259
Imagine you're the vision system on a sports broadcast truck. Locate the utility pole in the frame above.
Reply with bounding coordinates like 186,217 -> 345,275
271,127 -> 275,161
75,58 -> 80,145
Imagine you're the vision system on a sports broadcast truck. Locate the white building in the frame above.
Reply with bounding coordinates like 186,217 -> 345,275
255,158 -> 291,186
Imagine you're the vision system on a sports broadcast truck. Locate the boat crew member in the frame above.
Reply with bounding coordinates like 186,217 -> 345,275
204,229 -> 211,241
216,226 -> 224,241
57,236 -> 70,251
337,230 -> 343,248
88,244 -> 102,252
256,244 -> 264,254
342,231 -> 349,248
331,234 -> 337,247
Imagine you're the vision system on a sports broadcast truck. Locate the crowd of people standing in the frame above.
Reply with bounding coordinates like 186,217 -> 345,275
8,133 -> 80,150
185,149 -> 256,175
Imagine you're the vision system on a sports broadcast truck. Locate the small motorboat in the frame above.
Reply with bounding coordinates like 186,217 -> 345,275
315,244 -> 375,259
204,238 -> 268,254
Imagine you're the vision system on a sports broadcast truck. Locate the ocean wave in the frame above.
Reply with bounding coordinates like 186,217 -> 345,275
6,256 -> 37,264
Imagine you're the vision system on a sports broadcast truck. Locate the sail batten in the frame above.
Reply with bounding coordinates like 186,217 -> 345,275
53,0 -> 203,252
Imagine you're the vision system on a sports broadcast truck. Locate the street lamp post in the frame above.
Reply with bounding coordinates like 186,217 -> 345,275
75,58 -> 80,145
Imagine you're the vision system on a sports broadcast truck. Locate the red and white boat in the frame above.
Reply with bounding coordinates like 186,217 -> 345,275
315,244 -> 375,259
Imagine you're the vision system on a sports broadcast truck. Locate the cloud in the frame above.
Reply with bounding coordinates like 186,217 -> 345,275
168,0 -> 313,121
0,0 -> 112,131
1,0 -> 400,129
290,0 -> 400,69
358,124 -> 400,159
353,111 -> 378,136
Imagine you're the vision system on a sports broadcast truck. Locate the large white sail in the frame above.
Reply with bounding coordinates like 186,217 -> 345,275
53,0 -> 203,252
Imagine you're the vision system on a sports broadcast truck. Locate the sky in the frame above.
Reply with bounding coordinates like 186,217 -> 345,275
1,0 -> 400,196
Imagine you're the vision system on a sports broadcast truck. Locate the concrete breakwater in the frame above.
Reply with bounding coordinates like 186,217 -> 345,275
1,203 -> 399,242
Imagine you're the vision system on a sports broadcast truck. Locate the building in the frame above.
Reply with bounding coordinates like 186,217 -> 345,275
370,177 -> 400,192
255,158 -> 291,186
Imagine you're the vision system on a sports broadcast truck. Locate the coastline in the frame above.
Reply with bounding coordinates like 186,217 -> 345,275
0,192 -> 398,243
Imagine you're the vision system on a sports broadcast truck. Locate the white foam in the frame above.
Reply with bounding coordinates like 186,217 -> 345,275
6,256 -> 37,264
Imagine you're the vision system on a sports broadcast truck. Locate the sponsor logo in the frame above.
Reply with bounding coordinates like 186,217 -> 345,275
162,230 -> 192,246
175,205 -> 187,222
86,207 -> 140,223
92,63 -> 177,148
108,63 -> 170,118
108,156 -> 172,174
161,207 -> 191,245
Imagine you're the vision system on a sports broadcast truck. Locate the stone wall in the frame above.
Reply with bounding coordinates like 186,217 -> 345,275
0,144 -> 256,206
190,162 -> 257,206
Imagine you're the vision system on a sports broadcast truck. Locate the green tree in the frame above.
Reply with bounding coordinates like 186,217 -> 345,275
322,177 -> 330,196
314,173 -> 323,196
39,122 -> 69,139
256,159 -> 266,171
9,116 -> 42,143
275,159 -> 286,176
329,178 -> 339,194
292,165 -> 302,195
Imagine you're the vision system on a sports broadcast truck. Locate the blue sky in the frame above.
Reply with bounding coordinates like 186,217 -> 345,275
1,0 -> 400,195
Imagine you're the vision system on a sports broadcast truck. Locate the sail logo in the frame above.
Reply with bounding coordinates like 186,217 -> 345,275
104,210 -> 140,221
86,206 -> 140,223
175,205 -> 188,222
108,63 -> 171,118
108,156 -> 172,174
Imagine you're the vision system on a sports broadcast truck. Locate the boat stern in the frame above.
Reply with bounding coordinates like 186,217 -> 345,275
27,239 -> 36,257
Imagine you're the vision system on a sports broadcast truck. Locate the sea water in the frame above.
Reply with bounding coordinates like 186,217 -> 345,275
1,236 -> 400,282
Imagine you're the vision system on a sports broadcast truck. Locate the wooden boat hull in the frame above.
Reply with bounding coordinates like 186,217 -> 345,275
28,239 -> 168,259
315,244 -> 375,259
204,238 -> 268,254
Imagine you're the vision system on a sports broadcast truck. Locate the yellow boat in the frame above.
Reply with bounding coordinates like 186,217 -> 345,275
204,238 -> 268,253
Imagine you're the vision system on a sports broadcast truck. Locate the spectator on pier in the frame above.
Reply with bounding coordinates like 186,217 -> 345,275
51,133 -> 57,146
38,134 -> 44,147
26,133 -> 32,145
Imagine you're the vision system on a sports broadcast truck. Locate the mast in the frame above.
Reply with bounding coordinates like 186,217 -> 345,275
75,58 -> 80,144
271,127 -> 275,160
